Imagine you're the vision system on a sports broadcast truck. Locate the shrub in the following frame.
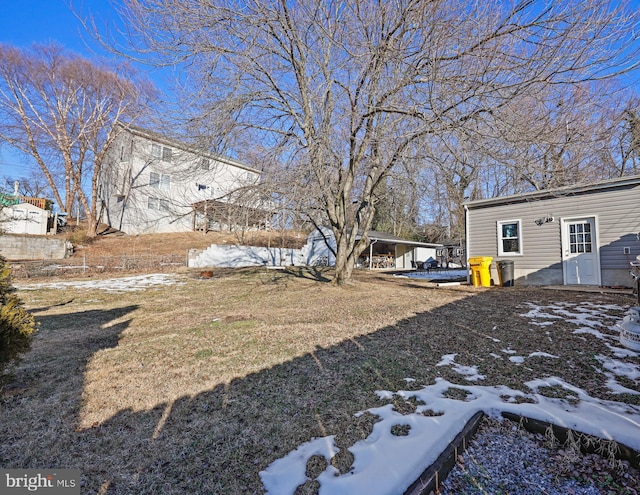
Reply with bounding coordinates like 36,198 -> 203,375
0,255 -> 37,383
65,226 -> 91,247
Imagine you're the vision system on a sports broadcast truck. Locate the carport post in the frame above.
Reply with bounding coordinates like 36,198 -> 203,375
369,240 -> 377,270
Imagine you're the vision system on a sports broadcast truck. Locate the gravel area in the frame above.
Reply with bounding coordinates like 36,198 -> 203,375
440,417 -> 640,495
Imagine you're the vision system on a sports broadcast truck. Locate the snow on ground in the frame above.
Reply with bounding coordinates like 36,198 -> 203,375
260,301 -> 640,495
395,269 -> 469,281
15,273 -> 185,293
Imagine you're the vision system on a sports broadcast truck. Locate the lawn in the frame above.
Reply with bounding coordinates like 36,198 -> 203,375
1,267 -> 639,494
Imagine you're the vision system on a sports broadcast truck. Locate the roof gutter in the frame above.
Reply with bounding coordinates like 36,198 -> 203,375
465,175 -> 640,209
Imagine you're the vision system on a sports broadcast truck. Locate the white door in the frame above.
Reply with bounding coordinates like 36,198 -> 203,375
561,217 -> 601,285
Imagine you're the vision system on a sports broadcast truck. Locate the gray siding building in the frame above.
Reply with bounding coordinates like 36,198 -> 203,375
464,175 -> 640,287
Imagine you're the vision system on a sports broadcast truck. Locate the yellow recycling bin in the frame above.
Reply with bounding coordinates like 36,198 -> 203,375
469,256 -> 493,287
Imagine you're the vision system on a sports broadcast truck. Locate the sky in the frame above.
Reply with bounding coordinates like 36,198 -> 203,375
0,0 -> 128,184
16,274 -> 640,494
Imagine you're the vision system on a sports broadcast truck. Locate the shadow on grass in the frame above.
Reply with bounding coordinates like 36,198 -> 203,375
285,266 -> 333,282
0,304 -> 137,406
0,287 -> 634,494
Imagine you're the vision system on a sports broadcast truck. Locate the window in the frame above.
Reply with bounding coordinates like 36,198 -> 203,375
149,172 -> 171,190
147,197 -> 169,211
150,143 -> 172,161
162,147 -> 172,162
200,159 -> 210,171
569,222 -> 592,254
150,144 -> 162,158
497,219 -> 522,255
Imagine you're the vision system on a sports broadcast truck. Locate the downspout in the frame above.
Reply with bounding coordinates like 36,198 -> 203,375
464,204 -> 470,285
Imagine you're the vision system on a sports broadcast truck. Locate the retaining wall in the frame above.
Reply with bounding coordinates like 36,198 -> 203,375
0,234 -> 72,260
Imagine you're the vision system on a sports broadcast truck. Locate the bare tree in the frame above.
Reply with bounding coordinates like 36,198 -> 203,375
0,43 -> 156,236
419,81 -> 639,236
603,100 -> 640,177
111,0 -> 639,284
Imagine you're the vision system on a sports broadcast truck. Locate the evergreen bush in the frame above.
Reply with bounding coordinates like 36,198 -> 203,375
0,255 -> 37,383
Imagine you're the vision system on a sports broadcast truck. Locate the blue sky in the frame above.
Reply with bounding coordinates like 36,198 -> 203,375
0,1 -> 111,53
0,1 -> 120,183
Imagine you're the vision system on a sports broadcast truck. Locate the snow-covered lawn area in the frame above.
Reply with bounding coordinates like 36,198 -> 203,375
261,301 -> 640,495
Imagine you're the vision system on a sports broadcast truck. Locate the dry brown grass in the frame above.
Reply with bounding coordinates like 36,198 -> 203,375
1,267 -> 637,494
68,228 -> 307,258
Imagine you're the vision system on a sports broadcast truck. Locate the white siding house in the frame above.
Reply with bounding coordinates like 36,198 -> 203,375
99,126 -> 266,234
465,175 -> 640,287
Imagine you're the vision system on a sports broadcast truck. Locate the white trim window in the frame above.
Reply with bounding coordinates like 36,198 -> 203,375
147,197 -> 169,210
150,143 -> 162,158
150,144 -> 173,162
162,146 -> 172,162
149,172 -> 171,190
497,219 -> 522,255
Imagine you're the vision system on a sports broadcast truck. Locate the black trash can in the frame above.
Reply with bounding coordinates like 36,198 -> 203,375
496,260 -> 515,287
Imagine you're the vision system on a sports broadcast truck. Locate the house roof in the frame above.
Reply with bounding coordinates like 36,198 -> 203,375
358,230 -> 442,248
310,226 -> 442,248
118,123 -> 261,175
464,174 -> 640,209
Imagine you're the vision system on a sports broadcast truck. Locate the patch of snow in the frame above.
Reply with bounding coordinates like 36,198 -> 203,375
509,356 -> 525,364
397,269 -> 468,281
595,355 -> 640,381
435,354 -> 457,367
603,376 -> 640,395
436,354 -> 485,381
573,327 -> 614,340
15,274 -> 184,293
530,321 -> 556,326
606,344 -> 640,359
528,352 -> 559,359
519,303 -> 565,320
261,436 -> 338,494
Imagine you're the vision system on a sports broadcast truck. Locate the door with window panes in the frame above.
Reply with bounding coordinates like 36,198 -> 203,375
561,217 -> 600,285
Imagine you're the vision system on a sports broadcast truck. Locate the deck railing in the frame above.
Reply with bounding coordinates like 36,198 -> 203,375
19,196 -> 47,209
